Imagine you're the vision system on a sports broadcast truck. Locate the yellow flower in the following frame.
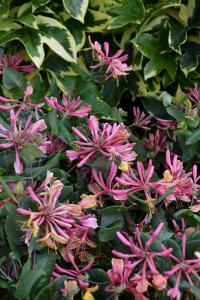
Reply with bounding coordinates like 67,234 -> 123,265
118,161 -> 129,172
82,285 -> 98,300
145,198 -> 155,214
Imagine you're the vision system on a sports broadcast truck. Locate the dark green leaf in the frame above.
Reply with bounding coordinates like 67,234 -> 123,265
2,68 -> 26,90
185,128 -> 200,145
32,0 -> 51,11
48,110 -> 59,135
109,0 -> 145,29
20,144 -> 45,161
63,0 -> 89,23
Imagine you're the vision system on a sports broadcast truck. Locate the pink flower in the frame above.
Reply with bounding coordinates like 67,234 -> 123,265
44,94 -> 92,118
187,87 -> 200,104
172,219 -> 186,237
0,54 -> 35,74
132,107 -> 151,130
190,164 -> 200,212
91,41 -> 132,81
17,172 -> 75,249
89,162 -> 128,202
116,160 -> 154,199
45,134 -> 67,155
113,223 -> 172,294
144,129 -> 167,155
105,258 -> 132,299
152,150 -> 193,204
0,110 -> 49,174
53,252 -> 94,289
165,234 -> 200,299
0,86 -> 43,113
156,117 -> 177,131
66,115 -> 136,168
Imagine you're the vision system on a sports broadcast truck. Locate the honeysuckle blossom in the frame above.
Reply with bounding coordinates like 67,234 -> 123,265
53,252 -> 94,289
165,234 -> 200,300
116,160 -> 154,199
17,172 -> 97,250
0,86 -> 42,113
45,134 -> 67,155
144,129 -> 167,155
89,162 -> 128,203
0,110 -> 49,174
17,172 -> 75,248
91,41 -> 132,81
187,87 -> 200,104
152,150 -> 193,205
132,107 -> 151,130
156,117 -> 177,131
105,258 -> 132,300
44,94 -> 92,118
67,115 -> 136,168
113,223 -> 172,294
0,54 -> 35,74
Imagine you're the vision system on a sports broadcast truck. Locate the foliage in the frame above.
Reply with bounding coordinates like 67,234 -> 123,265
0,0 -> 200,300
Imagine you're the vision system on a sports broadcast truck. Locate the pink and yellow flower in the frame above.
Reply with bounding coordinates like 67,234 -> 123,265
91,41 -> 132,81
0,110 -> 48,174
67,115 -> 136,168
44,94 -> 92,118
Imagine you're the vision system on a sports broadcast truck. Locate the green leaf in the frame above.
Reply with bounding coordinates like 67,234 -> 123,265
32,0 -> 51,11
34,276 -> 67,300
32,153 -> 61,178
108,0 -> 145,29
132,34 -> 164,60
5,215 -> 23,245
99,206 -> 126,241
63,0 -> 89,23
180,42 -> 200,76
17,12 -> 38,29
166,105 -> 184,122
144,54 -> 177,80
142,97 -> 167,118
15,255 -> 56,299
85,9 -> 112,32
182,144 -> 198,162
185,128 -> 200,145
100,206 -> 126,227
0,176 -> 17,203
0,0 -> 10,17
36,15 -> 76,63
168,20 -> 187,54
20,144 -> 45,161
87,268 -> 108,283
165,239 -> 182,260
179,0 -> 197,26
47,110 -> 59,136
65,19 -> 86,51
0,16 -> 77,68
99,224 -> 123,242
0,27 -> 44,68
2,68 -> 27,90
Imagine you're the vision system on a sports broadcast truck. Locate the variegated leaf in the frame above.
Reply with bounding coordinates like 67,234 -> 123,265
63,0 -> 89,23
36,15 -> 76,63
0,16 -> 76,68
85,9 -> 112,32
0,27 -> 44,68
31,0 -> 51,11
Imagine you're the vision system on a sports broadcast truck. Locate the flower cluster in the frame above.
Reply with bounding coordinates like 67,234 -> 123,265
1,41 -> 200,300
17,171 -> 97,250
